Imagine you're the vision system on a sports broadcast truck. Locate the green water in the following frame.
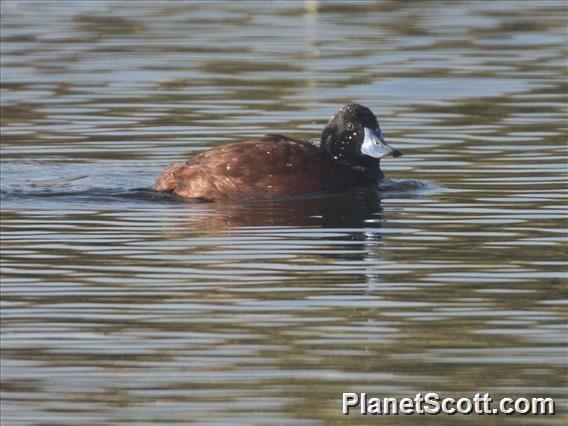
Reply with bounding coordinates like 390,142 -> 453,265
1,1 -> 566,424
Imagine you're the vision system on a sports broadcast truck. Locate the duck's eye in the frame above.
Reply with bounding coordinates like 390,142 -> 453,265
346,122 -> 354,130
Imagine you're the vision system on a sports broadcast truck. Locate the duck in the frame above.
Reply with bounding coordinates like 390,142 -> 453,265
154,103 -> 402,201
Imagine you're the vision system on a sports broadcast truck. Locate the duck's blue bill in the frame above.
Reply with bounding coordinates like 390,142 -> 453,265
361,127 -> 401,159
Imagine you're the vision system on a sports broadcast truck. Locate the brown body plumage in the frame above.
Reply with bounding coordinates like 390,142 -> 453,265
154,134 -> 382,201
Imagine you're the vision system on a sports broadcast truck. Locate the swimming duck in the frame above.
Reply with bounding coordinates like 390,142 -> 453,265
154,103 -> 402,201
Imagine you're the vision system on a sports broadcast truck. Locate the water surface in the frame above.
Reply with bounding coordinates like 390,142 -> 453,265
1,1 -> 567,424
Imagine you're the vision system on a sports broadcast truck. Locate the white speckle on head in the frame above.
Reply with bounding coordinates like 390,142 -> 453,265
266,151 -> 271,155
348,136 -> 352,140
226,165 -> 231,170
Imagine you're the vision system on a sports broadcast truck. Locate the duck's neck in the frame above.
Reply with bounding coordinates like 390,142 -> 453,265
331,156 -> 384,181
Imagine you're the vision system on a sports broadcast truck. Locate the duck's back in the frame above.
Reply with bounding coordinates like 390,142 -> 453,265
155,135 -> 340,201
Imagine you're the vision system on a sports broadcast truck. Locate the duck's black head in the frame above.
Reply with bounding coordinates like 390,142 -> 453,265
320,103 -> 402,164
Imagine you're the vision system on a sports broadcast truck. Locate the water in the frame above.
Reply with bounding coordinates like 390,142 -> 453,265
1,1 -> 567,424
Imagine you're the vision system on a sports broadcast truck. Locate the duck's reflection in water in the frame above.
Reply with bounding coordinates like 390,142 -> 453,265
158,185 -> 391,284
183,185 -> 385,232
